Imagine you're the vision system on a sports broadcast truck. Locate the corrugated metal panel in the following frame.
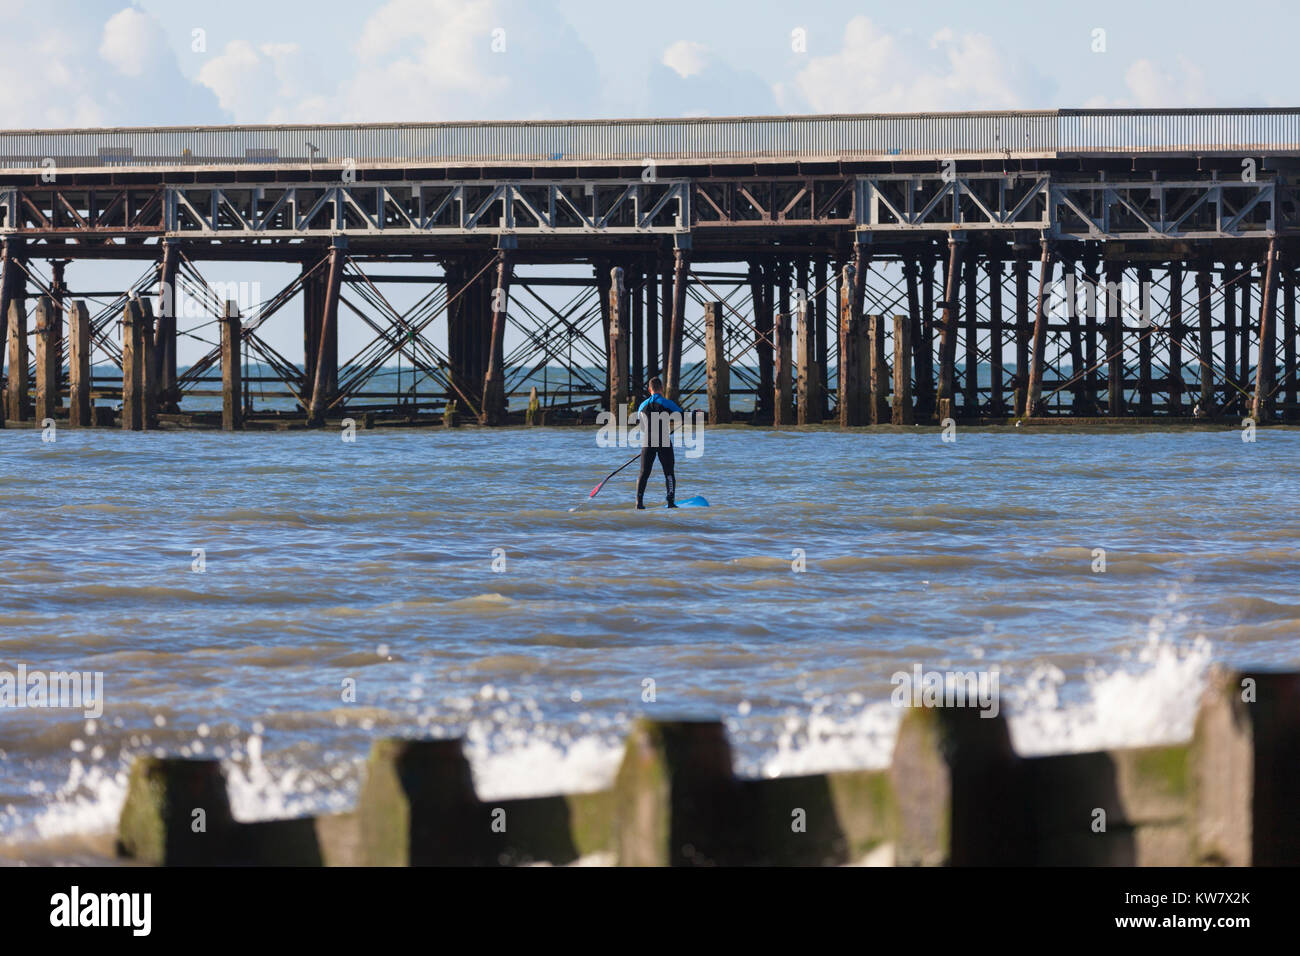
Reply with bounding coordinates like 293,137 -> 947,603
1058,109 -> 1300,153
0,110 -> 1297,169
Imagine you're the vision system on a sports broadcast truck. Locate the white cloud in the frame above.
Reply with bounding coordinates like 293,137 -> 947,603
198,40 -> 306,122
194,0 -> 602,124
649,39 -> 775,117
662,40 -> 709,80
1080,56 -> 1219,109
1121,58 -> 1211,107
0,0 -> 220,128
332,0 -> 600,122
786,16 -> 1046,113
99,7 -> 164,78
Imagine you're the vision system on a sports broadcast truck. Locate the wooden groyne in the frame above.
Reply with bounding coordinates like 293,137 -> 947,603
109,667 -> 1299,866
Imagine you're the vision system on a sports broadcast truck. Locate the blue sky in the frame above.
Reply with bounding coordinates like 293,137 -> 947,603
2,0 -> 1294,129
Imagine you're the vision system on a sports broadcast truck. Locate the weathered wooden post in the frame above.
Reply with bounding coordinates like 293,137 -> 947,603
356,738 -> 484,866
890,704 -> 1028,866
1251,238 -> 1280,423
1105,261 -> 1126,416
220,300 -> 243,431
136,296 -> 158,431
1012,256 -> 1030,417
796,288 -> 819,424
665,242 -> 689,403
816,257 -> 831,421
118,757 -> 238,865
963,258 -> 979,412
1136,265 -> 1154,415
892,313 -> 913,424
987,255 -> 1005,416
748,261 -> 772,422
1024,237 -> 1054,417
121,299 -> 142,430
6,297 -> 29,422
68,301 -> 92,427
608,266 -> 628,416
774,299 -> 794,426
481,242 -> 514,425
868,313 -> 889,424
1190,668 -> 1300,865
307,237 -> 345,427
1168,263 -> 1184,416
1223,262 -> 1238,410
1064,263 -> 1086,413
935,237 -> 963,422
1196,266 -> 1214,414
0,238 -> 25,425
704,300 -> 730,424
157,238 -> 181,412
612,719 -> 737,866
34,294 -> 59,424
837,263 -> 865,426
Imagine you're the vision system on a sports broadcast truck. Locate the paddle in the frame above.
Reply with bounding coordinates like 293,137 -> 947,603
587,449 -> 641,501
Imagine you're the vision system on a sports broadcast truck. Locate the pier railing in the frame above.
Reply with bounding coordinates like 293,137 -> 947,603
111,667 -> 1300,866
3,109 -> 1299,170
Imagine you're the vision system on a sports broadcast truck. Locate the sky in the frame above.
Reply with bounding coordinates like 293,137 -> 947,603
2,0 -> 1296,374
2,0 -> 1294,130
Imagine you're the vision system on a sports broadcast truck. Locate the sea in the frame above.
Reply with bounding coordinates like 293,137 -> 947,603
1,421 -> 1296,857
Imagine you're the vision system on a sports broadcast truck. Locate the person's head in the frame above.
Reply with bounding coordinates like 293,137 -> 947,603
648,376 -> 663,395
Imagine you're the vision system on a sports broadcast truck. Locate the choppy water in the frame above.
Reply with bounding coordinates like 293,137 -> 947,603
1,424 -> 1297,846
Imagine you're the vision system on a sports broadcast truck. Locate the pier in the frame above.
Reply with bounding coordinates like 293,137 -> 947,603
2,108 -> 1300,427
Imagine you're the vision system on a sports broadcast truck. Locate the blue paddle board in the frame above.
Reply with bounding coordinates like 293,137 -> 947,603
667,495 -> 709,508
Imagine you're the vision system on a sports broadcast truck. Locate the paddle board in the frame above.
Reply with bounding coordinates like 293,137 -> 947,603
667,495 -> 709,508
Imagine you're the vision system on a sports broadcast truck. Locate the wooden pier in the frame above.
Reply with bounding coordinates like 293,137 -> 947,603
1,109 -> 1300,427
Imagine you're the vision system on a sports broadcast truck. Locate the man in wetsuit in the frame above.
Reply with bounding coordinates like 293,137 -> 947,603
636,376 -> 681,510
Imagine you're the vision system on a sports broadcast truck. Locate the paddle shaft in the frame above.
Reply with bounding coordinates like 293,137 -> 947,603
590,449 -> 642,498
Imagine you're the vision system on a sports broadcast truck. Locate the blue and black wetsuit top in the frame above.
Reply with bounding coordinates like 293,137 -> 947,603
637,393 -> 683,448
637,394 -> 683,416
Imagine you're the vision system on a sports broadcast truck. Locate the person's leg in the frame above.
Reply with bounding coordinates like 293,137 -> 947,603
635,446 -> 655,509
660,443 -> 676,506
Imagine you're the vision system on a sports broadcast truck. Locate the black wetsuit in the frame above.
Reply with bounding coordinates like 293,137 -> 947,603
636,394 -> 681,507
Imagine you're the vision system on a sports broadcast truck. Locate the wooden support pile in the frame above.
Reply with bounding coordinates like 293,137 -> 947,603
112,668 -> 1300,866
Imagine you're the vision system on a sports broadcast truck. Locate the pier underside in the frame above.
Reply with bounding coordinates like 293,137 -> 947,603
3,112 -> 1300,428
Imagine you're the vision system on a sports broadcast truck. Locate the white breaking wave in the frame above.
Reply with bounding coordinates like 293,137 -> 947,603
2,633 -> 1214,849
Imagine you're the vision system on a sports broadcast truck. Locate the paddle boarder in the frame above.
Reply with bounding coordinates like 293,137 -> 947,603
636,377 -> 681,509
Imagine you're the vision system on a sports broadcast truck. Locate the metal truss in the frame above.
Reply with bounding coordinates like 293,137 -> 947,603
681,272 -> 762,401
505,284 -> 606,404
860,173 -> 1287,239
165,180 -> 690,237
1,174 -> 1295,241
0,186 -> 164,234
1050,180 -> 1281,240
691,178 -> 855,228
860,173 -> 1051,231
